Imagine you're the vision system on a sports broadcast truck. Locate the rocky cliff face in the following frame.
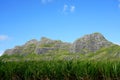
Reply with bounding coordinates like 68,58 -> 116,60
70,33 -> 113,53
35,37 -> 71,54
4,37 -> 71,55
4,39 -> 38,55
3,33 -> 114,55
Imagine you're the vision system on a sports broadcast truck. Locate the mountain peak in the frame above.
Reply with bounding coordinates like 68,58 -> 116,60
90,32 -> 105,38
89,32 -> 104,37
41,37 -> 52,41
70,33 -> 113,53
24,39 -> 38,46
3,32 -> 114,55
81,32 -> 105,40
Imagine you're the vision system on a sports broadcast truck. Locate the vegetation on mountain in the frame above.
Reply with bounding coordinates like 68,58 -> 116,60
1,32 -> 120,80
3,32 -> 114,55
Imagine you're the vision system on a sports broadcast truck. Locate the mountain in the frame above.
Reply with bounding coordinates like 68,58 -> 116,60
3,32 -> 115,55
90,45 -> 120,60
70,32 -> 113,53
4,37 -> 71,55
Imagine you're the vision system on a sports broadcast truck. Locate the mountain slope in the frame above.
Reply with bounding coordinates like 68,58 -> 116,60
91,45 -> 120,60
3,32 -> 115,55
70,32 -> 113,53
4,37 -> 71,55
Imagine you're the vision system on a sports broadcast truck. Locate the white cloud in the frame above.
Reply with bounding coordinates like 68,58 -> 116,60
41,0 -> 53,4
0,50 -> 4,56
62,4 -> 68,14
62,4 -> 75,14
70,5 -> 75,12
0,35 -> 8,41
114,42 -> 120,46
118,4 -> 120,8
41,0 -> 46,4
48,0 -> 53,2
63,4 -> 68,12
117,43 -> 120,46
118,0 -> 120,8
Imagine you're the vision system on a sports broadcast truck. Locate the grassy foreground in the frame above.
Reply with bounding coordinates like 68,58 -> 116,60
1,60 -> 120,80
1,45 -> 120,80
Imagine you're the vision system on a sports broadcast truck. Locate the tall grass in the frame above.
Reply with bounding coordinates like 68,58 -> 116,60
1,45 -> 120,79
0,60 -> 120,80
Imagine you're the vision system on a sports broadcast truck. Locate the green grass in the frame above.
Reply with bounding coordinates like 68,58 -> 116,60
1,60 -> 120,80
1,45 -> 120,80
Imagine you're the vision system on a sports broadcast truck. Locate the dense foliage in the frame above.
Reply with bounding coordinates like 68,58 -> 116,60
1,60 -> 120,80
1,45 -> 120,80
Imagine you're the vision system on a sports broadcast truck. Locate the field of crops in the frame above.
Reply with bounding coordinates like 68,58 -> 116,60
1,46 -> 120,80
0,60 -> 120,80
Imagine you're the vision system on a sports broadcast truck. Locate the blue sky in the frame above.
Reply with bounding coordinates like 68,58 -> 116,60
0,0 -> 120,55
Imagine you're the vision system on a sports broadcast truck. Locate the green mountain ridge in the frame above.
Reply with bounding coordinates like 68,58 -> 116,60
1,45 -> 120,61
3,32 -> 114,55
1,32 -> 120,61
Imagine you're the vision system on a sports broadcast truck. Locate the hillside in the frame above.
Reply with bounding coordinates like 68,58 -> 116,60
1,32 -> 120,61
3,32 -> 114,55
1,32 -> 120,80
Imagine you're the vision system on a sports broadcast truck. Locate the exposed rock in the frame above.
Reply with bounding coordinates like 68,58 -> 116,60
35,47 -> 55,54
4,46 -> 23,55
24,39 -> 38,46
4,39 -> 38,55
70,33 -> 113,53
3,32 -> 114,55
22,39 -> 38,54
3,37 -> 71,55
4,49 -> 13,55
35,37 -> 71,54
